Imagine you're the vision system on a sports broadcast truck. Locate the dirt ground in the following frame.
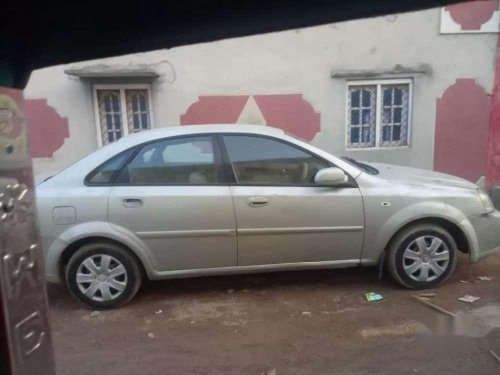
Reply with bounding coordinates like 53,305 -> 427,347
48,252 -> 500,375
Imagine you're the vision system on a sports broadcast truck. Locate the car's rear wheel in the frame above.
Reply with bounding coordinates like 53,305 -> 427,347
387,224 -> 458,289
66,242 -> 142,309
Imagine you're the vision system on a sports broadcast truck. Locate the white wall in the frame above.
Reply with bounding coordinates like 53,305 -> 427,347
25,7 -> 498,179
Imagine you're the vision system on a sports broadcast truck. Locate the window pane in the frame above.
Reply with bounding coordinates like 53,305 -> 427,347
351,128 -> 360,143
126,90 -> 151,134
351,90 -> 360,107
121,136 -> 217,184
393,125 -> 401,141
382,108 -> 391,124
88,148 -> 135,184
97,90 -> 123,145
362,90 -> 371,107
361,109 -> 371,125
383,88 -> 392,106
393,108 -> 402,123
362,127 -> 371,143
224,135 -> 329,185
351,110 -> 360,125
382,126 -> 391,141
394,88 -> 403,105
348,85 -> 376,148
379,83 -> 410,147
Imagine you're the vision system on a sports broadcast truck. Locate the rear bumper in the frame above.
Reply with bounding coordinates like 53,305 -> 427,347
467,210 -> 500,262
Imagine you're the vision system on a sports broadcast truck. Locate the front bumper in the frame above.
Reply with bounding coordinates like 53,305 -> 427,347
467,209 -> 500,262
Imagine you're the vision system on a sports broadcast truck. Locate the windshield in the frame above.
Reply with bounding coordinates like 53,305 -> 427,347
341,156 -> 379,175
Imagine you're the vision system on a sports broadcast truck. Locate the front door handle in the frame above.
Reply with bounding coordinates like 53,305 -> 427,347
247,196 -> 269,207
122,198 -> 143,208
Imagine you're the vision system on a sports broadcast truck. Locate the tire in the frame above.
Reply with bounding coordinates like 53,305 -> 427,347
386,224 -> 458,289
66,242 -> 142,309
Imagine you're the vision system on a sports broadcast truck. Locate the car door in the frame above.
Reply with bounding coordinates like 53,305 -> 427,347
108,134 -> 237,272
222,134 -> 364,266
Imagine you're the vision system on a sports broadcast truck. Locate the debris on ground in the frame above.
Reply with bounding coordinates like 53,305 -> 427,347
147,332 -> 155,339
460,280 -> 469,284
90,311 -> 100,317
302,311 -> 312,317
478,276 -> 493,281
261,368 -> 277,375
458,295 -> 480,303
490,350 -> 500,363
155,310 -> 163,314
227,289 -> 235,294
418,293 -> 436,298
365,292 -> 383,302
412,295 -> 456,317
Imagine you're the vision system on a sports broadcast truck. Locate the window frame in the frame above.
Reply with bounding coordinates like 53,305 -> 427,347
92,84 -> 155,148
219,133 -> 357,188
345,78 -> 413,150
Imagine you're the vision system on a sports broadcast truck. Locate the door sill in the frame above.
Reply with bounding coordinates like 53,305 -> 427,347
150,259 -> 366,280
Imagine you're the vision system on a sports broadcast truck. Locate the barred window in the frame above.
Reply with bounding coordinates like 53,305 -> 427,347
95,86 -> 153,146
347,80 -> 411,148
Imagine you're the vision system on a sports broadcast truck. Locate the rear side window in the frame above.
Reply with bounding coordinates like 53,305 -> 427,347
116,136 -> 219,185
86,148 -> 135,185
223,135 -> 330,185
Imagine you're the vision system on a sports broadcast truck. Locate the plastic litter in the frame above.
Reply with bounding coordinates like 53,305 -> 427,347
147,332 -> 155,339
301,311 -> 312,317
418,293 -> 436,298
365,292 -> 383,302
457,295 -> 480,303
155,310 -> 163,314
90,311 -> 100,317
478,276 -> 493,281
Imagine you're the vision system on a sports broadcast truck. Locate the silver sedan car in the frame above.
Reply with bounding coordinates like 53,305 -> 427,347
36,125 -> 500,308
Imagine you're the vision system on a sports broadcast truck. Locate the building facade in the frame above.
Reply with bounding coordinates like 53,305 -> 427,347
24,2 -> 500,185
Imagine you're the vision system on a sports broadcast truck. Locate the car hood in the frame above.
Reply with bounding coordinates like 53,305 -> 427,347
364,162 -> 478,190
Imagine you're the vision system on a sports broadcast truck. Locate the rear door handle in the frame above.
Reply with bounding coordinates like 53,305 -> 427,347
122,198 -> 143,208
247,196 -> 269,207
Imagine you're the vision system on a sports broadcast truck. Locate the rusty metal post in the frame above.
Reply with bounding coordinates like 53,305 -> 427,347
0,88 -> 55,374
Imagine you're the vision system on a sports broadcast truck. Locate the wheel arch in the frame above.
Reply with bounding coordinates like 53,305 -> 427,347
44,221 -> 156,283
383,217 -> 470,257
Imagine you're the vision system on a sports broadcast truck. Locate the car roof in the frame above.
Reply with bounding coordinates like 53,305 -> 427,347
117,124 -> 285,147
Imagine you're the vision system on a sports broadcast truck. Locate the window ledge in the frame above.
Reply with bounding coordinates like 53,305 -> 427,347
65,64 -> 160,79
331,64 -> 431,79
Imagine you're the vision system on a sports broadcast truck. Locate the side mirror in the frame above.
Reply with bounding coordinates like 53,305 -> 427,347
314,167 -> 348,186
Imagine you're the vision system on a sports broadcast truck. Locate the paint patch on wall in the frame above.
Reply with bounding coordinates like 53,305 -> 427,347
25,99 -> 69,158
441,1 -> 499,34
180,94 -> 320,141
434,79 -> 491,182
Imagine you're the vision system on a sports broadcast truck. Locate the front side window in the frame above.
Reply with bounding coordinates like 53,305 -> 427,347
117,136 -> 219,185
347,80 -> 411,148
95,86 -> 153,146
223,135 -> 329,185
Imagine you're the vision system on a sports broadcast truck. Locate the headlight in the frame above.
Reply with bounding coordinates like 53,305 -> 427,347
478,190 -> 495,213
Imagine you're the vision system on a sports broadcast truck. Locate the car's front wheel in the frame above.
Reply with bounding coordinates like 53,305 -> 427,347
387,224 -> 458,289
66,242 -> 142,309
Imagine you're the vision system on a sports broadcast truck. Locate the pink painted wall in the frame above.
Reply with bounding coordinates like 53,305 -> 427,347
486,33 -> 500,189
434,79 -> 491,182
446,1 -> 498,30
25,99 -> 69,158
180,94 -> 321,141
